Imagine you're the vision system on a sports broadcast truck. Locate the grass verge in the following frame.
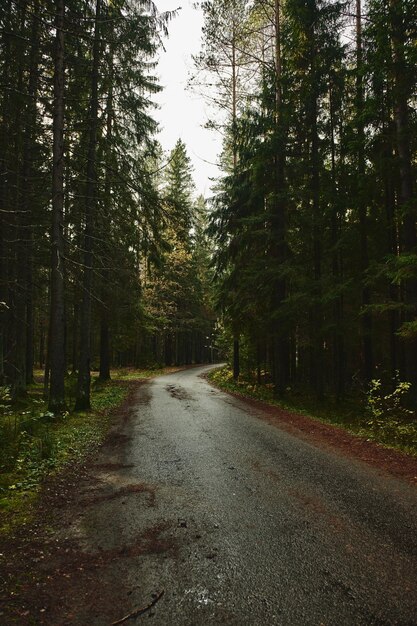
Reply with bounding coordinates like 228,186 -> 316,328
208,366 -> 417,456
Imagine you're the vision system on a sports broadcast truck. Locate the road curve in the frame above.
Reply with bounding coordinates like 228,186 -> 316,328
69,365 -> 417,625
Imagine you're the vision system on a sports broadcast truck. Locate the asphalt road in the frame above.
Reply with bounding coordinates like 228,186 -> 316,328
69,365 -> 417,625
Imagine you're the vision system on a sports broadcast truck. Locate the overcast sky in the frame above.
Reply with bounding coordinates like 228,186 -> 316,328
153,0 -> 222,196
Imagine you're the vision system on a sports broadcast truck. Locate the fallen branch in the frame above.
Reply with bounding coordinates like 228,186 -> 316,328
111,589 -> 165,625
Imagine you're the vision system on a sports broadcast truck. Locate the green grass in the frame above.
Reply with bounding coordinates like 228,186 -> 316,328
208,366 -> 417,456
0,367 -> 171,535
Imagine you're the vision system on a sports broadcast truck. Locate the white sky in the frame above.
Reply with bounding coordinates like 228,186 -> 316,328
154,0 -> 222,197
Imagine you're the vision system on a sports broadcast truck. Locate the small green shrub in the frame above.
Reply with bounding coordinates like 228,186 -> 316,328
366,375 -> 413,423
365,374 -> 415,446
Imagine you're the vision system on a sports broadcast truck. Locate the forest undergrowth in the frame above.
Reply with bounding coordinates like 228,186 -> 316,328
0,368 -> 173,535
209,367 -> 417,457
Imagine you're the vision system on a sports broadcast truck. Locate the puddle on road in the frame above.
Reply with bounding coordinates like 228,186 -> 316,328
165,384 -> 194,401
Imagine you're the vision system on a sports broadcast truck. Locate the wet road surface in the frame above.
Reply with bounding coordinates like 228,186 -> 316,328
68,365 -> 417,625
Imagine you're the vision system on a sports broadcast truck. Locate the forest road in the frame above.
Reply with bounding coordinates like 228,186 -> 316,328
54,365 -> 417,626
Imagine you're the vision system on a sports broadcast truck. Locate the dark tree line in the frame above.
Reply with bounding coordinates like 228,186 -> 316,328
198,0 -> 417,400
141,140 -> 216,368
0,1 -> 214,411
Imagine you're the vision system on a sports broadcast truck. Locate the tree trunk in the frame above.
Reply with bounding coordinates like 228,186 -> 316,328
23,0 -> 40,386
233,337 -> 240,379
48,0 -> 67,412
356,0 -> 373,385
271,0 -> 289,397
164,333 -> 172,366
329,83 -> 345,399
9,2 -> 28,399
389,0 -> 417,392
98,43 -> 113,382
75,0 -> 101,410
310,31 -> 324,400
0,0 -> 12,385
230,22 -> 241,382
99,316 -> 110,380
71,300 -> 78,373
39,320 -> 45,369
383,116 -> 399,378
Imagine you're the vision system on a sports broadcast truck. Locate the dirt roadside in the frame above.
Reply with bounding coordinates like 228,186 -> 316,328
0,381 -> 149,625
206,378 -> 417,485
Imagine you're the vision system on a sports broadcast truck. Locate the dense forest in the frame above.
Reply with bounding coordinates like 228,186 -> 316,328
194,0 -> 417,402
0,0 -> 215,411
1,0 -> 416,413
